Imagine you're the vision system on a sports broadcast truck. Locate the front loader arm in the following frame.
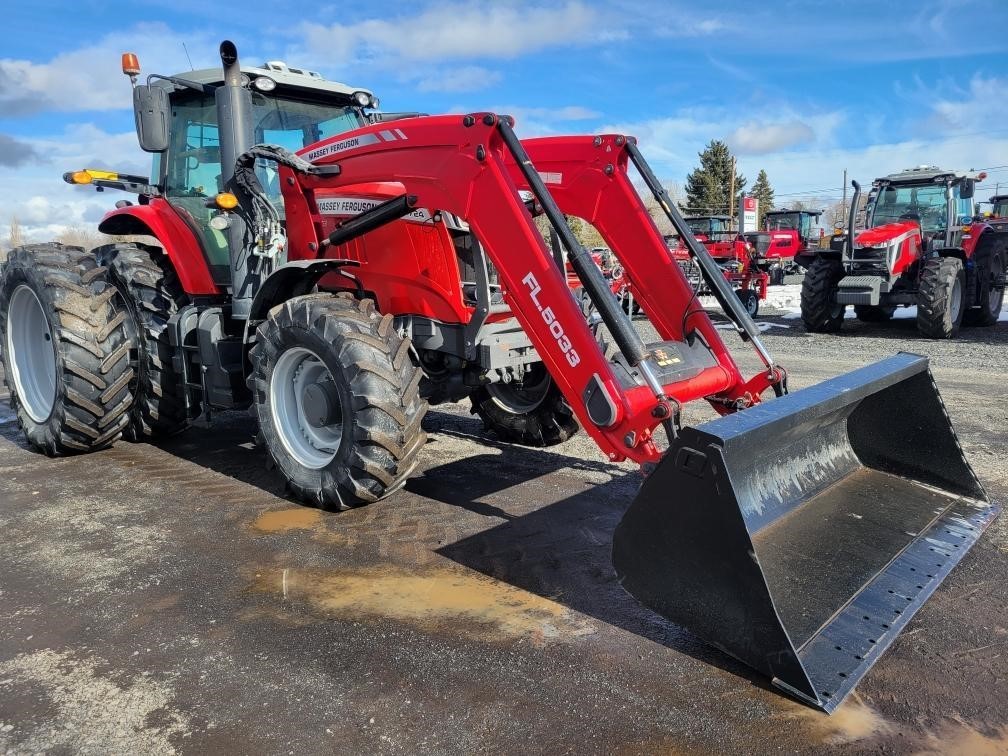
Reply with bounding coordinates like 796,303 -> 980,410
281,114 -> 764,462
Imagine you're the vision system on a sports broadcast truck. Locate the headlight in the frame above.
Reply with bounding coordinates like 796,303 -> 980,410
253,76 -> 276,92
352,91 -> 371,107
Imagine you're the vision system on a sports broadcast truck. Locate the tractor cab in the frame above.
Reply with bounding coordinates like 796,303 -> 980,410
148,63 -> 377,282
990,195 -> 1008,219
866,166 -> 982,251
684,215 -> 731,241
764,209 -> 823,244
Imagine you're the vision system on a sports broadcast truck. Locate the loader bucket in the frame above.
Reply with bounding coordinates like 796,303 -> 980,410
613,353 -> 998,712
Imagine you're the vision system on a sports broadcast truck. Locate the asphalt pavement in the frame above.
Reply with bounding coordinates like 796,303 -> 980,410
1,299 -> 1007,755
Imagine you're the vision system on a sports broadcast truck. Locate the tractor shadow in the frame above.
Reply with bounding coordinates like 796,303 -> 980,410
143,407 -> 764,689
416,433 -> 765,689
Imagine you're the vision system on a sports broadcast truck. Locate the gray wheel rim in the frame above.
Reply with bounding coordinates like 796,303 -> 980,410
989,254 -> 1005,317
269,346 -> 342,469
6,285 -> 57,423
950,274 -> 963,322
487,367 -> 551,414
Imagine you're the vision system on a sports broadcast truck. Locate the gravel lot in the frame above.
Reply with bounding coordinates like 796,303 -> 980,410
1,290 -> 1007,755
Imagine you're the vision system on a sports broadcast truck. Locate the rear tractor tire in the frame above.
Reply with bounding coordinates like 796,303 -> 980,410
251,293 -> 427,510
962,237 -> 1006,327
470,363 -> 579,447
97,242 -> 190,439
917,257 -> 965,339
0,243 -> 133,454
800,257 -> 845,333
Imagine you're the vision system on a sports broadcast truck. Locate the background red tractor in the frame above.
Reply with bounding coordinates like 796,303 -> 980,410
801,167 -> 1006,337
744,208 -> 824,284
668,216 -> 766,316
0,42 -> 997,714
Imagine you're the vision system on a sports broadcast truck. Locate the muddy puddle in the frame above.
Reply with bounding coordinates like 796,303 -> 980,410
252,508 -> 321,533
784,694 -> 890,745
914,722 -> 1008,755
250,563 -> 595,643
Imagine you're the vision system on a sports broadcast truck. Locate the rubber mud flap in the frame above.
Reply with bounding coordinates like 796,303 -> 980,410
612,352 -> 999,712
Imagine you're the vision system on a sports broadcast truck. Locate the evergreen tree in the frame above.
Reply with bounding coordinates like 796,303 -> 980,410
750,169 -> 774,227
682,140 -> 746,216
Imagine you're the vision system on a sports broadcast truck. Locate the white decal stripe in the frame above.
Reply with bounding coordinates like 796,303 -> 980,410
379,129 -> 397,141
394,129 -> 408,140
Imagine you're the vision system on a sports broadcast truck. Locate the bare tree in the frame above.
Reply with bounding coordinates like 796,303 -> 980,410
8,216 -> 24,249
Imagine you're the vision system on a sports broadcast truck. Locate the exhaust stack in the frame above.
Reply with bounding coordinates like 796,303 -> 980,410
216,40 -> 256,318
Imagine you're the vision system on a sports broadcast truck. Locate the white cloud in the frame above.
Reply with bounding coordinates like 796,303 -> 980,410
300,2 -> 598,65
416,66 -> 502,93
727,120 -> 815,154
0,124 -> 147,243
0,23 -> 220,115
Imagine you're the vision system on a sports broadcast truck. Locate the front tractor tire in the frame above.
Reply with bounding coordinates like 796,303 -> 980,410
97,242 -> 190,439
917,256 -> 965,339
251,293 -> 427,510
0,244 -> 133,454
470,363 -> 580,447
800,257 -> 845,333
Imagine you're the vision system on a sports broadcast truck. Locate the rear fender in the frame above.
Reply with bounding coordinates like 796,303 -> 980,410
98,200 -> 220,296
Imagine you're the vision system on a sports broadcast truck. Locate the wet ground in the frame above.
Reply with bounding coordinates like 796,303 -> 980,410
2,307 -> 1008,755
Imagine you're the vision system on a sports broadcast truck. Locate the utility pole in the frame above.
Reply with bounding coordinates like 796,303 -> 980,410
728,157 -> 736,230
842,169 -> 847,220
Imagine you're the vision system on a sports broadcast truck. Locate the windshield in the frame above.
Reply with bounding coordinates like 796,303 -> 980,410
869,183 -> 954,232
686,218 -> 728,237
161,90 -> 365,271
993,198 -> 1008,218
766,213 -> 800,231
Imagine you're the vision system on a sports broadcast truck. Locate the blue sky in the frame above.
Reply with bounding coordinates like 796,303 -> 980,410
1,0 -> 1007,239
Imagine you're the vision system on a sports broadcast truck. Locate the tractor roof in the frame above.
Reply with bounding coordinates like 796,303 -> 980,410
990,194 -> 1008,202
161,61 -> 372,99
876,165 -> 984,185
766,208 -> 822,216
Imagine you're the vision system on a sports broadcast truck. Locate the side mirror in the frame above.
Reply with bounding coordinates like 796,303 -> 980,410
960,178 -> 975,199
133,85 -> 169,153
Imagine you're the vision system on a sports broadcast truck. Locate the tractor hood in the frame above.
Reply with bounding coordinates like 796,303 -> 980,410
855,220 -> 919,247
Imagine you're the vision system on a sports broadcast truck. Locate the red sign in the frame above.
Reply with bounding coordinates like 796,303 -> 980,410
743,196 -> 756,211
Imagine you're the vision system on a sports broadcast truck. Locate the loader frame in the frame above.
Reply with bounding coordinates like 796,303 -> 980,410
271,113 -> 783,464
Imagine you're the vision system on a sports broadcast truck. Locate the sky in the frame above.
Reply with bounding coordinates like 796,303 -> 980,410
1,0 -> 1007,241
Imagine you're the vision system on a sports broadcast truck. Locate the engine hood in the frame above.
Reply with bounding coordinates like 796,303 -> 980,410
855,221 -> 919,247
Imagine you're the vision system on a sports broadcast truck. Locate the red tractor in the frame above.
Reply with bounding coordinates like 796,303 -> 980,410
667,216 -> 767,316
747,208 -> 824,283
801,167 -> 1006,337
0,42 -> 997,713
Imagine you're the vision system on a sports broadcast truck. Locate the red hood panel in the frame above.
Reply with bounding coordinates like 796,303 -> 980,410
856,221 -> 918,247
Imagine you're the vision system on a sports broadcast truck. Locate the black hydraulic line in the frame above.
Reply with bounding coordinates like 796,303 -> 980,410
496,117 -> 649,367
624,141 -> 766,347
321,194 -> 418,251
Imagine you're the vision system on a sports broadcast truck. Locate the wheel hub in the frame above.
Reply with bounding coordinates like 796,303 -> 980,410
269,347 -> 343,469
301,381 -> 341,428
